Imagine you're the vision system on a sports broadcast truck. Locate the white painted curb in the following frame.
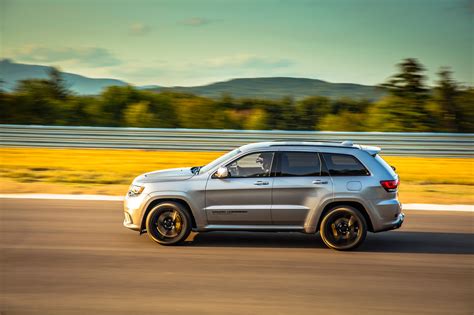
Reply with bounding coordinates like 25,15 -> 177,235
0,194 -> 472,212
403,203 -> 473,212
0,194 -> 124,201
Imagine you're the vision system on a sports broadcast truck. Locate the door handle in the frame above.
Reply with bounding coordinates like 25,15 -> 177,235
312,180 -> 328,184
254,181 -> 269,186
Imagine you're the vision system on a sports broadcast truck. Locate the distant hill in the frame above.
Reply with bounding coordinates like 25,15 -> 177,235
1,59 -> 384,100
153,77 -> 385,100
0,59 -> 129,95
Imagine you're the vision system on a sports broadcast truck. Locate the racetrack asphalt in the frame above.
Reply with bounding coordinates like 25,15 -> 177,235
0,198 -> 473,315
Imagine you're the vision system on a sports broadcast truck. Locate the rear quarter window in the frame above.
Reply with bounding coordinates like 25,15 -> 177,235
374,154 -> 397,177
322,153 -> 370,176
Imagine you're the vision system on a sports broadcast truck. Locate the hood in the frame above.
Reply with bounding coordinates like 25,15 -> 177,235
134,167 -> 195,183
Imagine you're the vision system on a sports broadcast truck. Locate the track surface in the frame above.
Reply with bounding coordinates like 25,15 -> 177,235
1,199 -> 473,314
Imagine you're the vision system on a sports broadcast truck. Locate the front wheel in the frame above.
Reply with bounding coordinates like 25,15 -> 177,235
320,206 -> 367,251
145,202 -> 192,245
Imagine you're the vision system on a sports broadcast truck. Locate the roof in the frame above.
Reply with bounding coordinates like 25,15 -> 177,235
239,141 -> 381,155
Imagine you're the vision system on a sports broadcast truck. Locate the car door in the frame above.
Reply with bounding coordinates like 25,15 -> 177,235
271,151 -> 333,226
205,151 -> 275,225
320,152 -> 371,199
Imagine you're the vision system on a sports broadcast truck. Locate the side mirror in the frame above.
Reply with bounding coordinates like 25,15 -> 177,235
215,166 -> 229,178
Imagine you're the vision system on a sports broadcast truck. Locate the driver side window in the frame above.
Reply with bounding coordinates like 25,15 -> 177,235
227,152 -> 274,178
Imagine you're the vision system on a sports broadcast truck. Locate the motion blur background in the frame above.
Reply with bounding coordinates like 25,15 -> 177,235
0,0 -> 473,314
1,0 -> 473,203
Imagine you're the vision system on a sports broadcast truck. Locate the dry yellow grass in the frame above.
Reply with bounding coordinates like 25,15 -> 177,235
383,156 -> 474,185
1,148 -> 473,204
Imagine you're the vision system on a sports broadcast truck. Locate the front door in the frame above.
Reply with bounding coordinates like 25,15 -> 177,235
205,152 -> 275,225
272,151 -> 333,226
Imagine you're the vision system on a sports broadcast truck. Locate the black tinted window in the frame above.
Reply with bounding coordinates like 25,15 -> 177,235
322,153 -> 369,176
278,152 -> 321,176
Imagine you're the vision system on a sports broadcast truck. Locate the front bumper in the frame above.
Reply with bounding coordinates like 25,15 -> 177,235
123,211 -> 140,231
123,193 -> 147,231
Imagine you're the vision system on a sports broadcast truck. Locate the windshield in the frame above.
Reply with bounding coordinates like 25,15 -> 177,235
199,148 -> 241,174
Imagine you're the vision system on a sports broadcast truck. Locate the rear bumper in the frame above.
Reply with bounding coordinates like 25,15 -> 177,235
376,212 -> 405,232
394,212 -> 405,229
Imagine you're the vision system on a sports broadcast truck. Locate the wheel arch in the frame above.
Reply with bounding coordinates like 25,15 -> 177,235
316,201 -> 374,232
140,198 -> 197,233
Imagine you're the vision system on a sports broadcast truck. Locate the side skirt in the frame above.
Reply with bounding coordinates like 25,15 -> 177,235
198,225 -> 306,232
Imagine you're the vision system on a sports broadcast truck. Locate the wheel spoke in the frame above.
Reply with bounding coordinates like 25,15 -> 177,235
331,223 -> 339,238
171,210 -> 178,221
348,215 -> 356,227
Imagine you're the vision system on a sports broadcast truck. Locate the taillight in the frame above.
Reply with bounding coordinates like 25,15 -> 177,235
380,179 -> 399,192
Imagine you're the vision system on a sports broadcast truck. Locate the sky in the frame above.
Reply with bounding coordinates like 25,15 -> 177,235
1,0 -> 473,86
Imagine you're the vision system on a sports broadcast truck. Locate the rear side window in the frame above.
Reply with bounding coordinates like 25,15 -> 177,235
322,153 -> 370,176
374,155 -> 397,177
277,152 -> 322,176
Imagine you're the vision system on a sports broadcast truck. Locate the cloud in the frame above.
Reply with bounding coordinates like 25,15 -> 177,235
8,46 -> 121,67
180,17 -> 211,26
129,23 -> 151,36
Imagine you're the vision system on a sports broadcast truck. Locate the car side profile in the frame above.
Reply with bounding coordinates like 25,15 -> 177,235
123,141 -> 404,250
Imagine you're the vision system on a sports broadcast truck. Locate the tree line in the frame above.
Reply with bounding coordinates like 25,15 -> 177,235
1,58 -> 473,132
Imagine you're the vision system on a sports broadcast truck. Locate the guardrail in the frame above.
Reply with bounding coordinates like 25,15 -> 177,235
1,124 -> 473,157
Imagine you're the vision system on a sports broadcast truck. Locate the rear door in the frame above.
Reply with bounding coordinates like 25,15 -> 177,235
271,151 -> 333,226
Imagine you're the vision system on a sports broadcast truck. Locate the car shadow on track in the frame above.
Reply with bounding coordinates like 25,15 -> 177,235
361,231 -> 473,254
188,231 -> 474,254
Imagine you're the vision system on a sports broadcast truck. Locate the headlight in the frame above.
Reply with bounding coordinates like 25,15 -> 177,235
128,184 -> 145,197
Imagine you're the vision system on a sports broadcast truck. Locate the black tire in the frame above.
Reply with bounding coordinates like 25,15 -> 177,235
145,202 -> 192,245
320,206 -> 367,251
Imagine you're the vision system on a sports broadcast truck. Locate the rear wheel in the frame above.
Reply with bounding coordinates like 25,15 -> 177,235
145,202 -> 192,245
320,206 -> 367,250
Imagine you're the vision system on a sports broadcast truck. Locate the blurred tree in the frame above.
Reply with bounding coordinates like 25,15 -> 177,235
123,101 -> 155,127
372,58 -> 433,131
330,98 -> 371,114
173,94 -> 234,129
99,86 -> 140,126
244,108 -> 269,130
295,96 -> 331,130
381,58 -> 428,100
366,95 -> 432,131
13,79 -> 58,124
432,68 -> 460,132
318,111 -> 366,131
47,67 -> 71,100
455,88 -> 474,132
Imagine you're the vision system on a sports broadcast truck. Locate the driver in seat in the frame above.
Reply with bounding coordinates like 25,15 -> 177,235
256,152 -> 273,176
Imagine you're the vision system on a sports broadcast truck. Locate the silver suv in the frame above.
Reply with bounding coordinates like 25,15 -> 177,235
123,141 -> 404,250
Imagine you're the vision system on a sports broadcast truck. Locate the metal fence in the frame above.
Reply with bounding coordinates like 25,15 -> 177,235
1,124 -> 473,157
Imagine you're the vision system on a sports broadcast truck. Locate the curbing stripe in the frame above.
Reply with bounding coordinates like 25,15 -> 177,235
0,194 -> 472,212
403,203 -> 473,212
0,194 -> 124,201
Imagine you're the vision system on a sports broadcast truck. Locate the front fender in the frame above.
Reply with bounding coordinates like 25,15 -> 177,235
139,191 -> 207,232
